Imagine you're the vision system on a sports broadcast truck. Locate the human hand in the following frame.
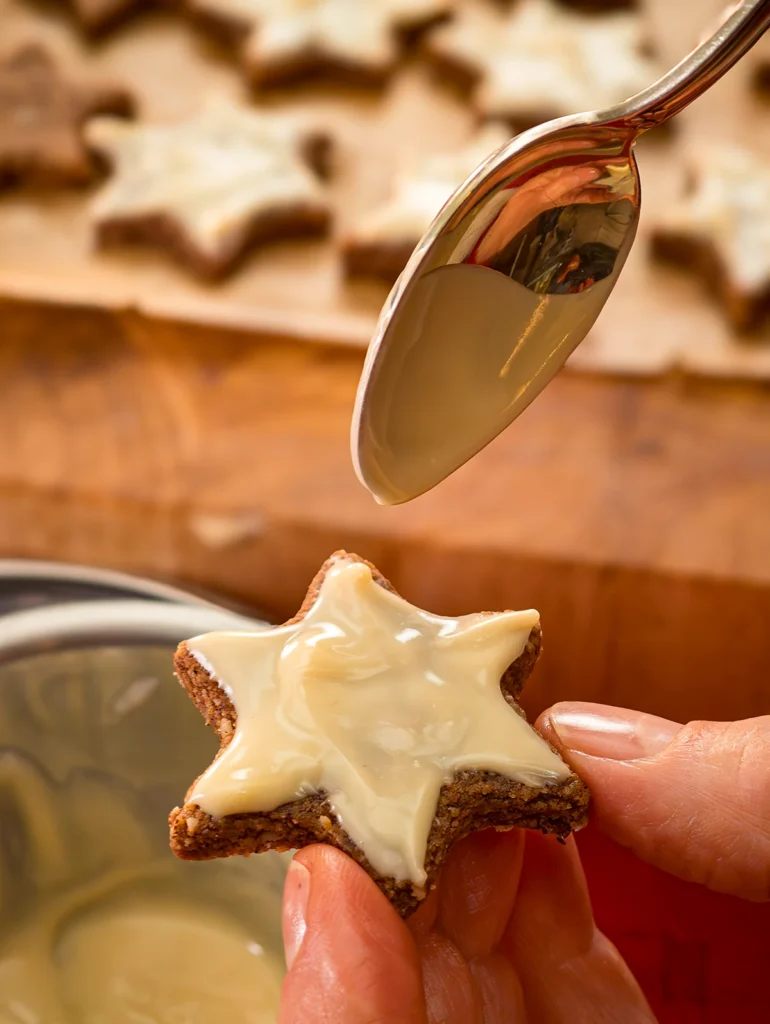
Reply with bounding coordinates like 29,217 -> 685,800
279,706 -> 770,1022
280,829 -> 652,1023
537,704 -> 770,903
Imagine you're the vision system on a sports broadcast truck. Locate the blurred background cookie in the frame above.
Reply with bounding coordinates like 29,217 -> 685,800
0,43 -> 133,189
56,0 -> 158,38
85,101 -> 334,278
651,146 -> 770,334
425,0 -> 659,130
185,0 -> 453,89
555,0 -> 638,10
343,122 -> 510,283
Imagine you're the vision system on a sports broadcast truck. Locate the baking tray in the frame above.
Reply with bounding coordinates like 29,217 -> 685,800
2,0 -> 770,379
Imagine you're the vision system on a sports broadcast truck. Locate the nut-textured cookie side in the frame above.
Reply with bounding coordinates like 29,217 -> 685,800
170,770 -> 589,917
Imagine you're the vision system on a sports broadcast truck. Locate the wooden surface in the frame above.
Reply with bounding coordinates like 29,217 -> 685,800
3,0 -> 770,378
2,295 -> 770,728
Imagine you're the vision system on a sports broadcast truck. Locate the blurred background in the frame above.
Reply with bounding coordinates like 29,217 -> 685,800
1,0 -> 769,1020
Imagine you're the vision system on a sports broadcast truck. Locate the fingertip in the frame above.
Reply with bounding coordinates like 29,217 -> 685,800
539,710 -> 770,902
537,702 -> 593,751
535,708 -> 559,746
290,843 -> 411,955
280,845 -> 425,1024
537,702 -> 682,761
292,840 -> 355,876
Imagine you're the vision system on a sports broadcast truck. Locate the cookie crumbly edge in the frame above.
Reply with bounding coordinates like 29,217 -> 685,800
169,550 -> 590,917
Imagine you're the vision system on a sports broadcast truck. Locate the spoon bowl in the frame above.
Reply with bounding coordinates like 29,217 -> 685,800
353,120 -> 640,505
352,0 -> 770,505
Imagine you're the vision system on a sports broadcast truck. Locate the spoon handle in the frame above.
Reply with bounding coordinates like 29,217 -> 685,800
610,0 -> 770,132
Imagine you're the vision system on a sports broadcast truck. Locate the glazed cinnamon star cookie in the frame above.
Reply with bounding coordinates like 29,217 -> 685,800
426,0 -> 658,130
651,147 -> 770,333
61,0 -> 154,37
0,45 -> 133,190
169,551 -> 589,917
85,102 -> 332,279
344,122 -> 510,283
557,0 -> 638,9
186,0 -> 452,88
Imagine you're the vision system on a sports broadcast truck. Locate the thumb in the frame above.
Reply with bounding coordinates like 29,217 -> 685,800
279,844 -> 426,1024
537,704 -> 770,903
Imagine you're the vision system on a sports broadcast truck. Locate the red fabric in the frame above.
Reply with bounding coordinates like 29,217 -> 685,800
577,829 -> 770,1023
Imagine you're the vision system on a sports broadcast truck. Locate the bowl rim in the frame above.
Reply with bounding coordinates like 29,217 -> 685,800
0,559 -> 225,608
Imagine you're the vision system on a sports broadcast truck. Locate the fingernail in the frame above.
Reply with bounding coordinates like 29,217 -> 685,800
546,703 -> 681,760
283,859 -> 311,969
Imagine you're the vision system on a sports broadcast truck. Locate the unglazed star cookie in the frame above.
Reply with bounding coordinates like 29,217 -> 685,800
426,0 -> 658,130
85,102 -> 332,279
651,147 -> 770,333
0,45 -> 133,190
169,551 -> 589,917
344,123 -> 510,283
186,0 -> 452,88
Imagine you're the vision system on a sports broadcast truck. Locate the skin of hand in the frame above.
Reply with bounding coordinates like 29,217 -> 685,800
279,706 -> 770,1023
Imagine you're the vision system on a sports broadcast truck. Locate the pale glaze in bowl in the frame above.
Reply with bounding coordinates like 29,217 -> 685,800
0,562 -> 286,1023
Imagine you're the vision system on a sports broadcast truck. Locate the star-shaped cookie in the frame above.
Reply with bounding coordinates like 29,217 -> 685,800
186,0 -> 452,88
651,146 -> 770,333
426,0 -> 659,130
344,122 -> 510,283
85,102 -> 332,279
169,551 -> 589,917
62,0 -> 153,37
0,45 -> 133,190
558,0 -> 638,9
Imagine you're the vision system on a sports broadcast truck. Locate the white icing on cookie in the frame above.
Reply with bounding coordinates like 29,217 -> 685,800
429,0 -> 659,122
85,102 -> 329,259
349,123 -> 510,246
187,556 -> 568,884
655,146 -> 770,292
192,0 -> 450,75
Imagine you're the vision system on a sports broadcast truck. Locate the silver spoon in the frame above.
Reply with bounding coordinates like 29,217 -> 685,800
351,0 -> 770,505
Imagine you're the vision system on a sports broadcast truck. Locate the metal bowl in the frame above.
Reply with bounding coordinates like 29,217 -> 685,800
0,561 -> 286,1022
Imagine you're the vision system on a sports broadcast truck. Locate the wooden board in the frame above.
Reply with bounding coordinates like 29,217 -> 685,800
3,0 -> 770,378
2,295 -> 769,729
